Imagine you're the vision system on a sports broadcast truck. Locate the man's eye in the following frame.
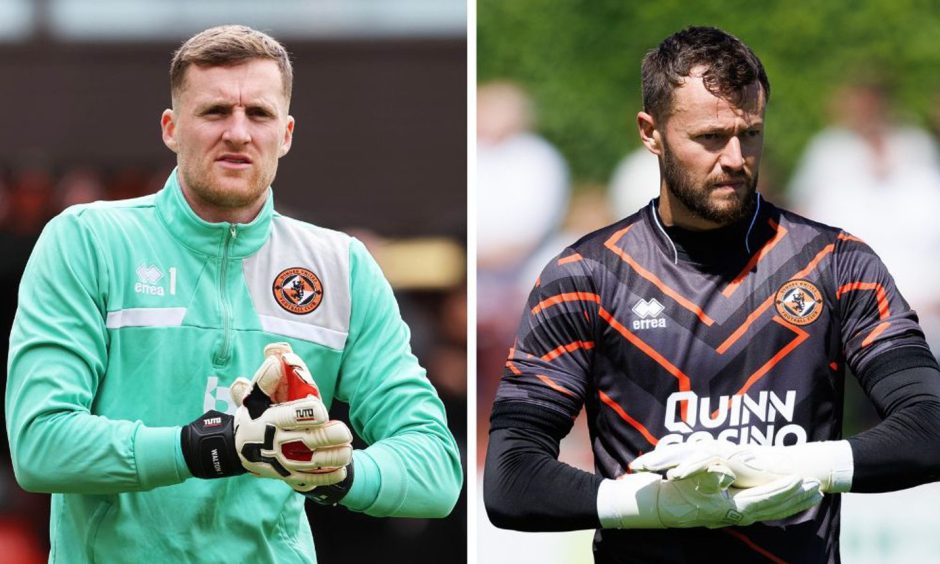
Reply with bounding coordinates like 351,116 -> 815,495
699,133 -> 721,141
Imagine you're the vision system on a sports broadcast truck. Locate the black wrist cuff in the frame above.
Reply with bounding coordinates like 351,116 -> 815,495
180,410 -> 246,479
305,459 -> 355,506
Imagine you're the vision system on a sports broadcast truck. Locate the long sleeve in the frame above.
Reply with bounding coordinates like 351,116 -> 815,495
831,230 -> 940,490
485,403 -> 602,531
335,239 -> 462,517
848,347 -> 940,491
485,249 -> 602,530
5,211 -> 190,494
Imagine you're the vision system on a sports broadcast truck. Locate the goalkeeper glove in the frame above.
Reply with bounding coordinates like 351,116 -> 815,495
230,343 -> 354,493
597,459 -> 822,529
630,439 -> 854,493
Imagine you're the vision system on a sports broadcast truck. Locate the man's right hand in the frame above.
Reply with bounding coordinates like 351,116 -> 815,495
597,459 -> 823,529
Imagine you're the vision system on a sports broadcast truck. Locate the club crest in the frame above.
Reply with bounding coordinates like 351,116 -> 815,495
774,279 -> 823,326
272,267 -> 324,315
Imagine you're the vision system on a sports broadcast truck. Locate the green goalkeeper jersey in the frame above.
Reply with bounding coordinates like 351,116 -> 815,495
6,171 -> 462,563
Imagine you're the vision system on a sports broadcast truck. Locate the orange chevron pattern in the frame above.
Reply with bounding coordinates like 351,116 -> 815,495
531,292 -> 601,315
723,219 -> 788,297
837,281 -> 891,347
557,253 -> 583,265
540,341 -> 595,362
516,231 -> 861,450
595,238 -> 835,432
536,374 -> 575,397
604,225 -> 716,326
723,529 -> 788,564
599,390 -> 659,446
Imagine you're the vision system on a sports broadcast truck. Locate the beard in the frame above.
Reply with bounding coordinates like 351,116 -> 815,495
180,157 -> 275,212
661,142 -> 758,226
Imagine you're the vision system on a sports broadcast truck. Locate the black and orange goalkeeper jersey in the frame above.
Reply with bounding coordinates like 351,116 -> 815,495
491,195 -> 932,563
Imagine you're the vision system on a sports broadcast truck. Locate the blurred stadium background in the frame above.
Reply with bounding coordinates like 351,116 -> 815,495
0,1 -> 466,563
477,1 -> 940,563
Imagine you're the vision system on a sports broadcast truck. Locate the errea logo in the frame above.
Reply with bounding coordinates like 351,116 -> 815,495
135,264 -> 177,296
632,298 -> 666,330
135,264 -> 165,296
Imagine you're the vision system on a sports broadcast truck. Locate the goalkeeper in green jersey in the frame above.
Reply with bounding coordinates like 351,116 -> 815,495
6,25 -> 461,563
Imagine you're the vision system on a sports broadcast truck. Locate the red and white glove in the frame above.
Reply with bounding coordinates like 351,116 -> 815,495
231,343 -> 353,492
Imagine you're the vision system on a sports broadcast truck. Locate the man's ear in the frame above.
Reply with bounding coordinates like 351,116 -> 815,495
637,111 -> 663,156
277,116 -> 294,158
279,116 -> 295,157
161,109 -> 178,153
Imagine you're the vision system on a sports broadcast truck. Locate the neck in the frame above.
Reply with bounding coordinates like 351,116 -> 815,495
653,194 -> 763,266
179,183 -> 265,225
657,190 -> 724,231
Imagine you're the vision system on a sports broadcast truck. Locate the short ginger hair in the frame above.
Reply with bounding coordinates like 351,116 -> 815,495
169,25 -> 293,104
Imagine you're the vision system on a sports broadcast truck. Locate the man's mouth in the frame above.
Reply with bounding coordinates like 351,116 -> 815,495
712,177 -> 748,190
217,154 -> 253,166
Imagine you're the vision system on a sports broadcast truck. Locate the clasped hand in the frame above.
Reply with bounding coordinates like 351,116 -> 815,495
230,343 -> 353,492
599,439 -> 825,529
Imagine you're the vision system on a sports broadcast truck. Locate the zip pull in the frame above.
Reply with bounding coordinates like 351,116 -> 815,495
230,225 -> 238,240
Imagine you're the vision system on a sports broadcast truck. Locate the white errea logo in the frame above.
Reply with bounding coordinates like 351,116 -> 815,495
632,298 -> 666,330
135,264 -> 177,296
204,417 -> 222,426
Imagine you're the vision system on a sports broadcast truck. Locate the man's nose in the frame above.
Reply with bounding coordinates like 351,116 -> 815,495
222,111 -> 251,144
719,136 -> 745,170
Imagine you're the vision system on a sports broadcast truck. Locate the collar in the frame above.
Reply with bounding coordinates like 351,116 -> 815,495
645,193 -> 772,267
155,168 -> 274,259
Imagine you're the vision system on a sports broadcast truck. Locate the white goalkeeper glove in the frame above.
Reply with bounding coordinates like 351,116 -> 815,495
230,343 -> 353,492
630,439 -> 854,494
598,459 -> 822,529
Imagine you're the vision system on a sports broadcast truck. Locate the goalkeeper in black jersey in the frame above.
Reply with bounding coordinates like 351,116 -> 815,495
484,26 -> 940,564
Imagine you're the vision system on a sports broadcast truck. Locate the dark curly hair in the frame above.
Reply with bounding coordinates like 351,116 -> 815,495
641,26 -> 769,121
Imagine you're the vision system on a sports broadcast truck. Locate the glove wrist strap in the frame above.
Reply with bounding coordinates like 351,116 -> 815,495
180,410 -> 246,479
787,440 -> 854,493
597,474 -> 665,529
305,459 -> 355,506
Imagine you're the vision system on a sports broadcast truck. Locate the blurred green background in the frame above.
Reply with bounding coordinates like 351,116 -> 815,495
478,0 -> 940,189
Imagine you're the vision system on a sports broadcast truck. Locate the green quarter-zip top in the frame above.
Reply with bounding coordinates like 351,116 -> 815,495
215,223 -> 238,366
6,170 -> 462,563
